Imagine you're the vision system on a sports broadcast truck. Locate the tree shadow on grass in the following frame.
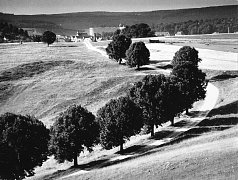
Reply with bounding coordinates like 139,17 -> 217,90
173,120 -> 191,127
187,110 -> 210,118
155,64 -> 173,69
207,100 -> 238,117
41,115 -> 238,179
136,67 -> 155,71
52,45 -> 78,48
149,60 -> 171,64
210,73 -> 238,82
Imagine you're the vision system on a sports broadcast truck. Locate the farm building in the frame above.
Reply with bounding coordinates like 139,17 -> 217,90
175,31 -> 184,36
155,31 -> 170,36
71,31 -> 90,42
22,28 -> 42,36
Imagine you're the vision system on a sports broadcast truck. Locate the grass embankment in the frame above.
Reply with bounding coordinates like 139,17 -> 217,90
0,42 -> 165,127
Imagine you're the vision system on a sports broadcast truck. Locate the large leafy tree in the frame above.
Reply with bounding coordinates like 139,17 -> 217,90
42,31 -> 56,46
0,113 -> 49,180
128,75 -> 169,136
97,96 -> 143,152
171,63 -> 207,114
105,34 -> 131,64
49,105 -> 99,167
158,76 -> 186,125
126,41 -> 150,69
121,23 -> 155,38
171,46 -> 201,67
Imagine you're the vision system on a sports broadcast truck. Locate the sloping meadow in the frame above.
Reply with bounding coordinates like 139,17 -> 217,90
0,42 -> 147,127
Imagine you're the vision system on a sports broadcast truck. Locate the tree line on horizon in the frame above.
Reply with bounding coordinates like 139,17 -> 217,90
153,17 -> 238,35
0,22 -> 29,42
0,36 -> 207,179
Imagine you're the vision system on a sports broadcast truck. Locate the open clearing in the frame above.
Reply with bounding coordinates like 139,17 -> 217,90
1,36 -> 238,179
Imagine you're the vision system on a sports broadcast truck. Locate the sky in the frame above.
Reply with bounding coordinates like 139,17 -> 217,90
0,0 -> 237,15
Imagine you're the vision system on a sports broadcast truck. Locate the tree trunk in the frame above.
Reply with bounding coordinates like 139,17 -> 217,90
47,43 -> 49,47
151,124 -> 154,137
119,59 -> 122,64
170,117 -> 174,126
120,143 -> 123,153
186,108 -> 189,115
73,154 -> 78,167
137,64 -> 140,70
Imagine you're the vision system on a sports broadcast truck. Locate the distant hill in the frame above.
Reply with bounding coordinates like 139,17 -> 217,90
0,5 -> 237,35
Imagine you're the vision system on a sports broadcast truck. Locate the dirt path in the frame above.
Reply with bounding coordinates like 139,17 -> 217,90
84,38 -> 108,57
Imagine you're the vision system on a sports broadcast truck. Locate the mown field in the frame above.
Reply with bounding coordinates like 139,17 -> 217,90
0,41 -> 166,127
1,39 -> 238,180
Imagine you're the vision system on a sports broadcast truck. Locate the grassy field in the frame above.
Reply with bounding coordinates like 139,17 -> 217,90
165,33 -> 238,53
29,72 -> 238,180
0,42 -> 167,127
34,72 -> 238,180
1,40 -> 238,180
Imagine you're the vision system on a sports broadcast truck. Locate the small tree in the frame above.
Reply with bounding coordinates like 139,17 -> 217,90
49,105 -> 99,167
42,31 -> 56,46
105,34 -> 131,64
0,113 -> 49,179
97,96 -> 143,152
126,41 -> 150,69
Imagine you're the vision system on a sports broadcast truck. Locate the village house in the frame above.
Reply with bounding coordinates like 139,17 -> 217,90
175,31 -> 184,36
22,28 -> 42,36
155,31 -> 170,36
71,31 -> 90,42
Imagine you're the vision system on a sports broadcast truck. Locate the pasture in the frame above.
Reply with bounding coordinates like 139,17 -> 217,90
1,39 -> 238,179
0,41 -> 166,127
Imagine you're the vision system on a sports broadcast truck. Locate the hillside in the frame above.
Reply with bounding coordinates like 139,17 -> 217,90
0,5 -> 237,35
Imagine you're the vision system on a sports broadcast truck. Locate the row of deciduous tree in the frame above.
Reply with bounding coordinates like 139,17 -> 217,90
0,45 -> 207,179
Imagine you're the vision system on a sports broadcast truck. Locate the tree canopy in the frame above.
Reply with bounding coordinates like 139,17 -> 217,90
106,34 -> 131,64
121,23 -> 155,38
42,31 -> 56,46
171,46 -> 201,67
97,96 -> 143,152
171,63 -> 207,113
0,22 -> 29,42
171,46 -> 207,114
49,105 -> 99,167
128,74 -> 170,136
0,113 -> 49,179
154,17 -> 238,35
126,41 -> 150,69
